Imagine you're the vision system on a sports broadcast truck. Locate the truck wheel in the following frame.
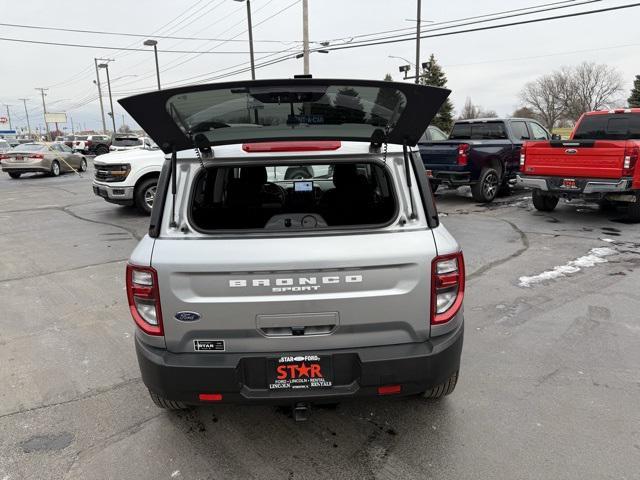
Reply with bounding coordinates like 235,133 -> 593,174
284,166 -> 313,180
148,390 -> 188,410
8,172 -> 21,179
96,145 -> 109,156
422,370 -> 459,399
135,177 -> 158,215
532,189 -> 559,212
627,194 -> 640,222
471,168 -> 499,202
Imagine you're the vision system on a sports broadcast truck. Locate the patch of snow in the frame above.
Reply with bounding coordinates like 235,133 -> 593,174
518,247 -> 617,287
600,238 -> 615,243
171,471 -> 181,478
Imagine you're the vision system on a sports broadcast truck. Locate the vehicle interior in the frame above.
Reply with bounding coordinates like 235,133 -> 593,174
190,162 -> 397,231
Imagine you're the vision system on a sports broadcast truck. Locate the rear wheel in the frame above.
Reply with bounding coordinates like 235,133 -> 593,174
50,160 -> 60,177
422,370 -> 459,399
284,166 -> 313,180
8,172 -> 21,179
471,168 -> 499,203
135,177 -> 158,215
95,145 -> 109,156
148,390 -> 188,410
532,189 -> 559,212
627,193 -> 640,222
78,157 -> 87,172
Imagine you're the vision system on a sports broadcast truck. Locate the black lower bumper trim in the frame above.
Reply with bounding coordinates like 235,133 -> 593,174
135,323 -> 464,405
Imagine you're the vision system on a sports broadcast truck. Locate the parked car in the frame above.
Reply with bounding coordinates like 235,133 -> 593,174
73,134 -> 111,156
63,135 -> 76,148
419,118 -> 553,202
0,142 -> 87,178
518,108 -> 640,221
109,135 -> 158,152
118,78 -> 465,413
420,125 -> 449,142
0,139 -> 10,154
93,148 -> 164,214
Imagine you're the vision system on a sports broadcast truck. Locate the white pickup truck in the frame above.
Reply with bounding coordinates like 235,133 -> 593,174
92,147 -> 164,214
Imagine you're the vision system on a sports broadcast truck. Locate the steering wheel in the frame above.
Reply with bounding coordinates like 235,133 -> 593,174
261,182 -> 287,204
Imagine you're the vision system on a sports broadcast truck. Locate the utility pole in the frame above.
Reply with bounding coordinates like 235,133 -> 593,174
94,58 -> 107,133
4,105 -> 12,130
143,40 -> 161,90
302,0 -> 309,75
415,0 -> 422,84
99,62 -> 117,134
232,1 -> 256,80
70,115 -> 74,134
19,98 -> 31,138
35,88 -> 50,141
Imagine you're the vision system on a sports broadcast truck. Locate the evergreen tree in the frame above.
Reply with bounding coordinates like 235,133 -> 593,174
629,75 -> 640,107
419,54 -> 454,132
383,73 -> 393,81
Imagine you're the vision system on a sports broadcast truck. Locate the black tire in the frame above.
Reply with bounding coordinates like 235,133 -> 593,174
429,180 -> 441,193
532,189 -> 559,212
627,193 -> 640,222
95,145 -> 109,156
135,177 -> 158,215
50,160 -> 60,177
8,172 -> 21,179
422,370 -> 459,399
598,199 -> 616,212
78,157 -> 87,172
471,168 -> 500,203
148,390 -> 188,410
284,167 -> 313,180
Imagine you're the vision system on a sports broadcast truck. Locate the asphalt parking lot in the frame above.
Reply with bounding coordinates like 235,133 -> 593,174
1,159 -> 639,480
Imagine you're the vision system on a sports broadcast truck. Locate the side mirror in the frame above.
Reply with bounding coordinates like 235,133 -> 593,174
551,134 -> 562,140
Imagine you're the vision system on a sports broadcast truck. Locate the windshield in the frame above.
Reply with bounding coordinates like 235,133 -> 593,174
9,143 -> 46,152
167,84 -> 407,145
449,122 -> 507,140
190,162 -> 397,232
573,113 -> 640,140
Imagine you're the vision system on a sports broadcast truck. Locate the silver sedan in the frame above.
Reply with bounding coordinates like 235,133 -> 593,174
0,142 -> 87,179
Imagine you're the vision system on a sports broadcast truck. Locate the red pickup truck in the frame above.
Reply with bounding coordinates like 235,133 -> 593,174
517,109 -> 640,221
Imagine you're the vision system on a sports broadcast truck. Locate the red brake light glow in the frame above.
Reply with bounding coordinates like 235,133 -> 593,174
126,264 -> 163,336
431,252 -> 465,325
457,143 -> 470,166
242,140 -> 341,153
378,385 -> 402,395
199,393 -> 223,402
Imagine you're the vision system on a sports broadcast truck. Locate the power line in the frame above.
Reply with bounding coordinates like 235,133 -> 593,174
0,36 -> 285,54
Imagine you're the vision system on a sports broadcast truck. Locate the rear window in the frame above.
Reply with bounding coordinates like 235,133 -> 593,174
112,137 -> 142,147
449,122 -> 508,140
75,136 -> 88,141
9,144 -> 46,152
573,114 -> 640,140
190,162 -> 397,232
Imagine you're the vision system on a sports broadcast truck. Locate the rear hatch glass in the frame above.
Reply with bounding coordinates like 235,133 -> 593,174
118,79 -> 451,152
449,121 -> 507,140
112,137 -> 142,147
573,114 -> 640,140
190,161 -> 397,232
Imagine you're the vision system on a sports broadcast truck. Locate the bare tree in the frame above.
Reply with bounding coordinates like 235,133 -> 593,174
519,74 -> 565,129
458,98 -> 497,120
562,62 -> 624,120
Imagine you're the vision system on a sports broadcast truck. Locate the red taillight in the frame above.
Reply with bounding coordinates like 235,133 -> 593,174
29,154 -> 44,159
0,154 -> 8,160
199,393 -> 223,402
623,145 -> 638,176
378,385 -> 402,395
126,264 -> 163,336
519,144 -> 527,172
456,143 -> 470,166
431,252 -> 465,325
242,140 -> 341,152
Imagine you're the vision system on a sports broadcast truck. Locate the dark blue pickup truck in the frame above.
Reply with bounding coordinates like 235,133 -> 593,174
419,118 -> 553,202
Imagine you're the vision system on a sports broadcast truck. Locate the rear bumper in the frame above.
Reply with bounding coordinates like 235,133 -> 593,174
92,181 -> 134,205
2,162 -> 49,173
426,169 -> 472,185
135,320 -> 464,405
517,175 -> 634,195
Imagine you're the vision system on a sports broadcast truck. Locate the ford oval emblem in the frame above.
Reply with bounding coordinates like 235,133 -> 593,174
175,311 -> 201,322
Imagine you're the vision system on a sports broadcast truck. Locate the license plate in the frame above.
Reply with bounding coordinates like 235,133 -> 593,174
562,178 -> 578,189
15,156 -> 23,161
267,354 -> 333,390
426,170 -> 433,178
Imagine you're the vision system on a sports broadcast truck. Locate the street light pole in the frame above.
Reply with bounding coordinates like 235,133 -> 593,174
35,88 -> 50,141
415,0 -> 422,84
302,0 -> 310,75
233,0 -> 256,80
19,98 -> 31,138
94,58 -> 107,134
143,40 -> 161,90
4,105 -> 12,130
99,63 -> 117,134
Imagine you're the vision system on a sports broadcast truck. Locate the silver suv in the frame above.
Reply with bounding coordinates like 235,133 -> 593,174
120,79 -> 464,414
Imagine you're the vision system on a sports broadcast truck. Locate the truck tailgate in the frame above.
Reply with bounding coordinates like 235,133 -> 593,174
523,140 -> 627,178
419,142 -> 461,166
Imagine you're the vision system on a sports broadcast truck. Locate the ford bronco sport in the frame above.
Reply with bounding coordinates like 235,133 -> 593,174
119,79 -> 464,414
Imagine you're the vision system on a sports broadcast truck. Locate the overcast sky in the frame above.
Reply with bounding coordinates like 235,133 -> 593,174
0,0 -> 638,133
